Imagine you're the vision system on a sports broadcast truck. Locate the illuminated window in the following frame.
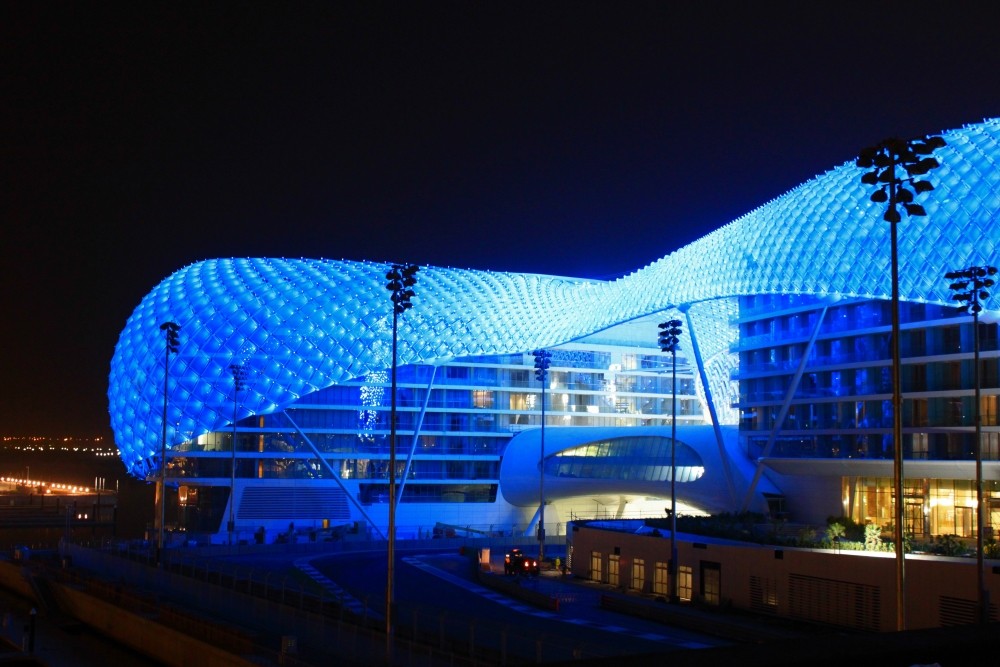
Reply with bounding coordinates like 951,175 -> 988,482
472,390 -> 493,409
590,551 -> 603,583
653,561 -> 669,596
678,565 -> 692,602
607,553 -> 620,587
631,557 -> 645,592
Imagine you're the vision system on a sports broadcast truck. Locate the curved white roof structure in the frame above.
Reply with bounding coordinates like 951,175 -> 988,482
109,118 -> 1000,478
498,425 -> 772,515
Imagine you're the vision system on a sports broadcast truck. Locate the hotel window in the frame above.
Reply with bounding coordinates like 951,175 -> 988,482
946,362 -> 963,391
984,432 -> 1000,461
948,398 -> 965,426
472,390 -> 494,409
909,364 -> 927,392
982,358 -> 999,389
678,565 -> 693,602
590,551 -> 603,583
908,330 -> 927,357
984,396 -> 999,427
943,325 -> 962,354
653,561 -> 669,596
631,558 -> 645,592
509,393 -> 532,412
911,399 -> 928,427
608,554 -> 620,587
701,562 -> 721,605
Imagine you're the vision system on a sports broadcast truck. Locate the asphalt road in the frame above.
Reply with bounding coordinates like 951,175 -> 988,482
306,547 -> 728,663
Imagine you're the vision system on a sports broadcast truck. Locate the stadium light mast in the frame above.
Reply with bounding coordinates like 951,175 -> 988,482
384,262 -> 417,651
228,363 -> 248,547
157,321 -> 180,564
658,319 -> 682,603
857,133 -> 945,630
946,264 -> 997,624
533,349 -> 553,564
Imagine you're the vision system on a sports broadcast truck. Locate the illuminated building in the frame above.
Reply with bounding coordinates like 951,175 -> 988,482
109,118 -> 1000,544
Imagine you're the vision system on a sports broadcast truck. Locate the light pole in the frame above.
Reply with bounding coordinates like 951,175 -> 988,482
946,264 -> 997,624
384,262 -> 417,651
857,133 -> 945,630
658,319 -> 682,603
157,321 -> 180,563
533,349 -> 552,564
228,363 -> 248,547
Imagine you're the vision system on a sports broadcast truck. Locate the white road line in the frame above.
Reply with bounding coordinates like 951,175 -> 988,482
404,555 -> 700,646
294,556 -> 378,619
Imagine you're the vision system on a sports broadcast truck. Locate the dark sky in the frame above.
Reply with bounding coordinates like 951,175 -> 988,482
3,2 -> 999,439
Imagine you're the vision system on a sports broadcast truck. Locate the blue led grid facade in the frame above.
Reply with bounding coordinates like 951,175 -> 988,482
108,118 -> 1000,539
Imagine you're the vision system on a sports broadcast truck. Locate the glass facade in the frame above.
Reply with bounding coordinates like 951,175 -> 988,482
736,294 -> 1000,537
164,340 -> 700,538
108,117 -> 1000,544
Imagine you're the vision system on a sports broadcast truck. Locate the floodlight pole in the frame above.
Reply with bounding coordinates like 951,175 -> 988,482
971,290 -> 987,624
670,335 -> 679,602
946,264 -> 997,624
533,350 -> 551,564
384,262 -> 417,658
857,135 -> 945,631
228,363 -> 246,547
387,303 -> 399,648
539,370 -> 546,563
888,177 -> 906,632
157,321 -> 180,565
658,319 -> 682,603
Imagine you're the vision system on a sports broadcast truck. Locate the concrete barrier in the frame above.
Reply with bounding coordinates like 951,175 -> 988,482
0,558 -> 263,666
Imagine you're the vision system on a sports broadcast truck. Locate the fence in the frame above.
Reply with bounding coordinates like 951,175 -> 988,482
57,535 -> 619,665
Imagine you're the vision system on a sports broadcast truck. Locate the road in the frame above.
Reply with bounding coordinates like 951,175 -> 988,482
306,546 -> 727,663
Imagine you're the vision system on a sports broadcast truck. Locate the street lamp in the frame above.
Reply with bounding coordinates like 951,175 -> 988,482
228,363 -> 248,547
157,321 -> 180,563
533,349 -> 552,564
946,264 -> 997,624
383,262 -> 417,648
658,319 -> 682,603
857,133 -> 945,630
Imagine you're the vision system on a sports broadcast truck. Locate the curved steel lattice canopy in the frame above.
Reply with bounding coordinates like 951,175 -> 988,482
109,118 -> 1000,477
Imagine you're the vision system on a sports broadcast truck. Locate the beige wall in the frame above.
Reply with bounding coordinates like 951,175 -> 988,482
568,523 -> 998,631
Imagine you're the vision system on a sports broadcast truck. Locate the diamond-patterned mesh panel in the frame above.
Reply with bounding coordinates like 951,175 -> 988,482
108,118 -> 1000,478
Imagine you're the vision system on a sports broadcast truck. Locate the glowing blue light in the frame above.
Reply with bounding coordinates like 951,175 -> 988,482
108,118 -> 1000,477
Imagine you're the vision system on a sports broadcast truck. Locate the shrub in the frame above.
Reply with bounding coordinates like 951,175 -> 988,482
825,522 -> 846,543
826,515 -> 864,541
864,523 -> 883,551
928,534 -> 969,557
985,540 -> 1000,559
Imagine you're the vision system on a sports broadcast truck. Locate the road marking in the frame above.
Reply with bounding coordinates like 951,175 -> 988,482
294,556 -> 379,620
404,555 -> 710,648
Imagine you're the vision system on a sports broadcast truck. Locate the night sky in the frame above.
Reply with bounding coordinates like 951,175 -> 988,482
3,2 -> 999,439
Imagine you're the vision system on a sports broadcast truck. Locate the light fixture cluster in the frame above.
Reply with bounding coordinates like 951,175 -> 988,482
946,266 -> 998,314
532,349 -> 552,382
857,135 -> 946,222
386,263 -> 418,314
658,319 -> 682,354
